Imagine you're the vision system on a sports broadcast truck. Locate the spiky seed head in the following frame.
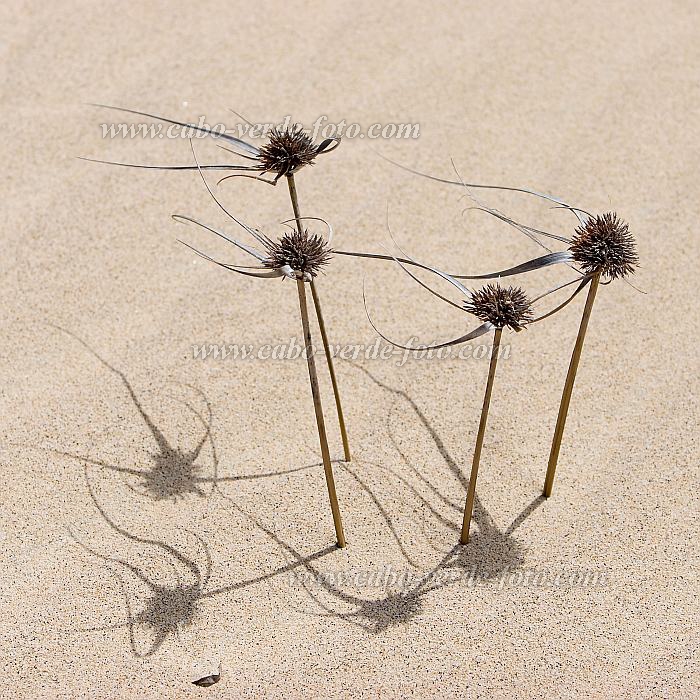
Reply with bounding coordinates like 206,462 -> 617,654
464,284 -> 533,330
569,213 -> 638,280
262,229 -> 332,278
257,125 -> 319,176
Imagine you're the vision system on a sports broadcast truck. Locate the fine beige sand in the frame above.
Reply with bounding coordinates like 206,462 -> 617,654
2,1 -> 699,697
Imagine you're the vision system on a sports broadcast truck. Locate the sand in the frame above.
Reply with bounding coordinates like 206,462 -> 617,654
1,0 -> 699,697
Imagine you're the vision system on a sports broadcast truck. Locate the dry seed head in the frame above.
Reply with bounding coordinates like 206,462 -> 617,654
569,213 -> 638,280
257,126 -> 319,176
464,284 -> 533,330
262,229 -> 332,278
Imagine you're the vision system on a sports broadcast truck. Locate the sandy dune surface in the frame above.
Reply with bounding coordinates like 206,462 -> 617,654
1,1 -> 699,697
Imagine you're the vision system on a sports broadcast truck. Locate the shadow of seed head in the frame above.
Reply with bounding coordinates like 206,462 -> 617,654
569,213 -> 639,280
257,125 -> 319,177
464,284 -> 533,331
262,229 -> 332,277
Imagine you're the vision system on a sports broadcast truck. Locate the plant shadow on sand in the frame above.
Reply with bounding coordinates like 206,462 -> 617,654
46,326 -> 314,501
215,363 -> 545,634
69,463 -> 337,657
59,332 -> 547,648
347,362 -> 541,565
280,363 -> 544,632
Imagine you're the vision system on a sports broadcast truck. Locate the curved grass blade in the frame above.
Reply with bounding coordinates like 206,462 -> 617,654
384,212 -> 472,297
216,172 -> 278,186
177,240 -> 285,278
527,277 -> 592,324
316,137 -> 341,155
382,247 -> 465,311
451,250 -> 574,280
172,215 -> 266,260
363,284 -> 493,351
216,173 -> 277,187
379,152 -> 586,225
79,157 -> 251,172
463,205 -> 572,245
529,274 -> 588,305
335,249 -> 573,281
188,141 -> 274,250
89,103 -> 261,156
215,143 -> 262,162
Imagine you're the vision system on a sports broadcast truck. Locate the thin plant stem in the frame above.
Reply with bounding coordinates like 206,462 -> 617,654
460,327 -> 503,545
310,280 -> 351,461
296,277 -> 346,548
286,173 -> 352,461
543,271 -> 602,497
285,173 -> 304,234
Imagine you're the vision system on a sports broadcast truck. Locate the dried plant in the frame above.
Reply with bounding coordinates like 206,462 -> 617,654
367,158 -> 640,497
173,160 -> 345,548
174,212 -> 334,283
83,104 -> 339,184
569,213 -> 639,280
458,283 -> 533,543
85,104 -> 350,467
359,239 -> 572,544
280,161 -> 352,464
463,284 -> 533,331
256,126 -> 324,178
261,228 -> 333,277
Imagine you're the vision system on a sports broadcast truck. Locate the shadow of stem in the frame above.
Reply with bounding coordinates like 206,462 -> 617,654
58,328 -> 546,645
47,325 -> 316,500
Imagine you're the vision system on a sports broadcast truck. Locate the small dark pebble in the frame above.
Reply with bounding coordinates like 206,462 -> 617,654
193,673 -> 220,687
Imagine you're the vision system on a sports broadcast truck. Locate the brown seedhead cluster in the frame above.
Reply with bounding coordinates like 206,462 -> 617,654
464,284 -> 533,331
262,229 -> 333,277
569,213 -> 639,280
257,126 -> 321,177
